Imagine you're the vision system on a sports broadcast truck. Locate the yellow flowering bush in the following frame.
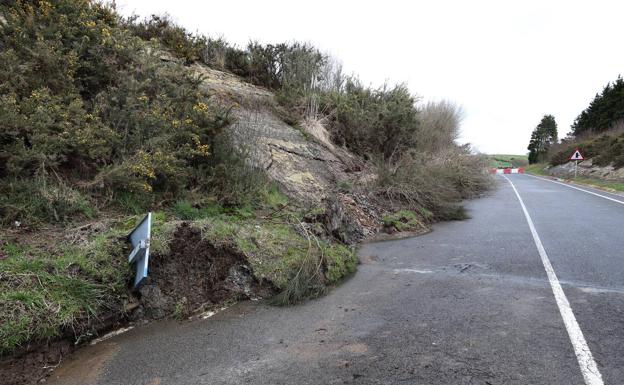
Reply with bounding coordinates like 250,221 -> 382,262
0,0 -> 233,224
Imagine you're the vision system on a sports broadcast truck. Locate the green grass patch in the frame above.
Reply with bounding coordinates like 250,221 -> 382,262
322,243 -> 357,284
565,177 -> 624,192
337,180 -> 353,192
192,213 -> 356,305
382,210 -> 425,232
488,154 -> 528,168
0,230 -> 130,355
524,163 -> 549,176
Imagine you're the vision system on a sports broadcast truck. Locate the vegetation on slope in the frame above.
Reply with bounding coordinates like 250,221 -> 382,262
549,132 -> 624,168
525,163 -> 624,192
571,76 -> 624,137
129,14 -> 492,218
532,76 -> 624,170
488,154 -> 528,169
0,0 -> 491,361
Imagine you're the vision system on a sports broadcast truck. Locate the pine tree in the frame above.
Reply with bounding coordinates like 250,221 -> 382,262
571,76 -> 624,136
528,115 -> 558,164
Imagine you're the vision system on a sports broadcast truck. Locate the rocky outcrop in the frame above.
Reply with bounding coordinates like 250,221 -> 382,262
190,62 -> 384,242
548,158 -> 624,181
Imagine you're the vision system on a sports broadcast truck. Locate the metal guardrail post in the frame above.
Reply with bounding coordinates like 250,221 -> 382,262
128,212 -> 152,289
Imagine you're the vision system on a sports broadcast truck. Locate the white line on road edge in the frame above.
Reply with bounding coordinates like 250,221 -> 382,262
524,173 -> 624,205
503,175 -> 604,385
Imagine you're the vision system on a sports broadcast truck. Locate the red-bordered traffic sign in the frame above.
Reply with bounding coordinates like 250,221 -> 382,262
569,148 -> 584,161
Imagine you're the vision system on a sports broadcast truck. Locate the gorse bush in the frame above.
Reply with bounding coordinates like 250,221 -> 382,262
125,14 -> 206,64
549,132 -> 624,169
321,81 -> 421,162
0,0 -> 266,225
0,1 -> 491,228
129,15 -> 326,93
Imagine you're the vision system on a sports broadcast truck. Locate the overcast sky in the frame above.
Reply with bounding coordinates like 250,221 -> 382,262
117,0 -> 624,155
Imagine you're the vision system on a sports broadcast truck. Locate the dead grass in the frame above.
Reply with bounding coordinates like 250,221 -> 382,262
376,149 -> 491,220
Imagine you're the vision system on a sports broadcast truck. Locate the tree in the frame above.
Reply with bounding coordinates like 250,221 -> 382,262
571,76 -> 624,137
528,115 -> 558,164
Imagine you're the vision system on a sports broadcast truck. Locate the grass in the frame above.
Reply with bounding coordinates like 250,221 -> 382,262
488,154 -> 528,168
569,177 -> 624,192
0,190 -> 360,356
191,212 -> 356,305
0,228 -> 130,356
129,188 -> 356,309
337,180 -> 353,192
524,163 -> 549,176
0,179 -> 96,227
382,210 -> 426,232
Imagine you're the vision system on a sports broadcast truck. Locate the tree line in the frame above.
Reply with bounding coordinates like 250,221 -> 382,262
527,75 -> 624,164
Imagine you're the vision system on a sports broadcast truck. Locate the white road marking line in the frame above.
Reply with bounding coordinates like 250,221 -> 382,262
503,175 -> 604,385
524,173 -> 624,205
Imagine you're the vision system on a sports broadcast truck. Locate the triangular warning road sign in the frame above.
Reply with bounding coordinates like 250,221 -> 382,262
569,149 -> 584,161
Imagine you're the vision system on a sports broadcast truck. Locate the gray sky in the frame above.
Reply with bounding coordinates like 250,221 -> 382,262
117,0 -> 624,155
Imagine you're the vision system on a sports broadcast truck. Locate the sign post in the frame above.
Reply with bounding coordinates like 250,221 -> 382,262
569,149 -> 584,179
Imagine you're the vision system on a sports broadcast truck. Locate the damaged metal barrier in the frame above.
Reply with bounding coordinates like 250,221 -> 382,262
128,212 -> 152,289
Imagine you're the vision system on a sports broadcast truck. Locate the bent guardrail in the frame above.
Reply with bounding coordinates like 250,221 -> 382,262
128,212 -> 151,289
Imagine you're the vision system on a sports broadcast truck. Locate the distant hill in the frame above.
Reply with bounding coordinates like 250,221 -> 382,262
488,154 -> 528,168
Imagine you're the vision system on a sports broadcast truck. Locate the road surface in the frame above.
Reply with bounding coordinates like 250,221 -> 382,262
48,174 -> 624,385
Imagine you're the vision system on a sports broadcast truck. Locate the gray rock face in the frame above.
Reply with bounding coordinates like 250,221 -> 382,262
190,62 -> 383,235
322,195 -> 365,244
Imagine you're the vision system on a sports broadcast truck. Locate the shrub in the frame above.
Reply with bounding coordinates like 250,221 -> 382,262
0,0 -> 253,225
322,80 -> 420,161
0,178 -> 94,226
125,14 -> 206,64
548,132 -> 624,168
415,100 -> 462,153
376,148 -> 490,220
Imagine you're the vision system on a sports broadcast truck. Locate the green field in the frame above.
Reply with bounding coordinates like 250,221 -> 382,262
488,154 -> 529,169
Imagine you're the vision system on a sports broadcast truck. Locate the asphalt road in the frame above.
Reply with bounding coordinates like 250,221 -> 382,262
47,174 -> 624,385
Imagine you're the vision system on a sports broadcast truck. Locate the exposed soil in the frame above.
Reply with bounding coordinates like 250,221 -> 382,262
0,310 -> 125,385
136,223 -> 273,319
0,340 -> 74,385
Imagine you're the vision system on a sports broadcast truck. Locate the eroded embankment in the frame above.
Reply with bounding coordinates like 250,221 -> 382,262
138,223 -> 273,320
0,207 -> 362,385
